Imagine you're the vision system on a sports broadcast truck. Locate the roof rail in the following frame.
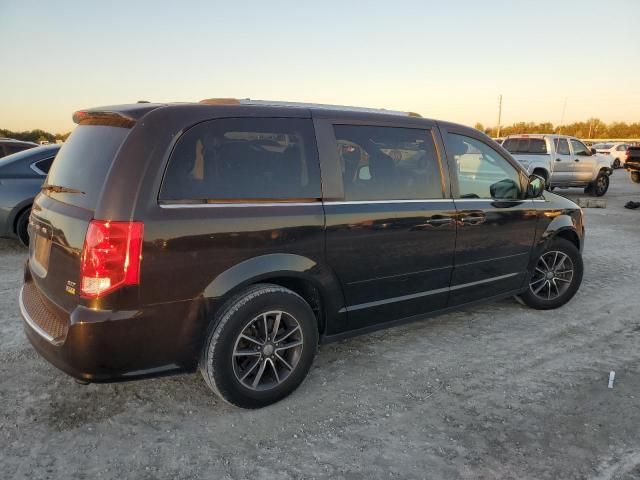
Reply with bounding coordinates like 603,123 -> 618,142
198,98 -> 422,117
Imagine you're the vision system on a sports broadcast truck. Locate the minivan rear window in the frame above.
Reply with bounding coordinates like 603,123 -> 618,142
45,125 -> 129,210
502,138 -> 548,154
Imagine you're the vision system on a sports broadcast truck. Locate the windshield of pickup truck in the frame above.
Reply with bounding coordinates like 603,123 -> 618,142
502,138 -> 548,155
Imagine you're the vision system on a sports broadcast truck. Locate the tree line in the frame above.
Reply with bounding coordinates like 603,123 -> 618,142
4,118 -> 640,144
474,119 -> 640,139
0,128 -> 71,144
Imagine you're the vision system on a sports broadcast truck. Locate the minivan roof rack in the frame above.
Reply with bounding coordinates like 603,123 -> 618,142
198,98 -> 422,117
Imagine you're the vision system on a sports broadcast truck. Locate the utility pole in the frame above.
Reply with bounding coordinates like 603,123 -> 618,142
496,94 -> 503,138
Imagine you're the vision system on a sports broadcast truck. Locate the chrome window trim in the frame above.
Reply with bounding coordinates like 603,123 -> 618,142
159,201 -> 323,209
325,199 -> 453,205
159,199 -> 455,208
159,198 -> 544,208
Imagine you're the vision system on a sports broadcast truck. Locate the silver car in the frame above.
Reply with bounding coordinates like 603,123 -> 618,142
0,144 -> 60,245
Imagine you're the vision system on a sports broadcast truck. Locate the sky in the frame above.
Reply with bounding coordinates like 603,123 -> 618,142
1,0 -> 639,133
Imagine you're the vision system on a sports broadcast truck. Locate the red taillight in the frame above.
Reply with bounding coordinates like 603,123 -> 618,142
80,220 -> 144,298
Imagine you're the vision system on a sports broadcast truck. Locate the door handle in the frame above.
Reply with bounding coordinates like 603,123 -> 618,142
574,159 -> 580,162
459,213 -> 486,226
425,215 -> 454,226
555,158 -> 562,162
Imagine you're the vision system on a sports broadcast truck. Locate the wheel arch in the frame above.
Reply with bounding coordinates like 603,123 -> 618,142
531,167 -> 550,182
203,253 -> 345,335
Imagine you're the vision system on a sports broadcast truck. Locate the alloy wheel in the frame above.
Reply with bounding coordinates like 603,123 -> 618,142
232,310 -> 304,391
595,175 -> 609,195
529,251 -> 574,301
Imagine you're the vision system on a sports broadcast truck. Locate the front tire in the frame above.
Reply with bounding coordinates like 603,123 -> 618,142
586,173 -> 609,197
200,284 -> 318,409
631,171 -> 640,184
613,158 -> 621,169
519,238 -> 583,310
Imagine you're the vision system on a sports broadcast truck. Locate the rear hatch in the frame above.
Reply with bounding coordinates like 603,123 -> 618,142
28,122 -> 131,313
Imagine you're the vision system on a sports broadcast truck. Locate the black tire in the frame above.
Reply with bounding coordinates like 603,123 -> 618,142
631,171 -> 640,184
586,173 -> 609,197
519,238 -> 583,310
613,158 -> 621,169
15,208 -> 31,247
200,284 -> 318,409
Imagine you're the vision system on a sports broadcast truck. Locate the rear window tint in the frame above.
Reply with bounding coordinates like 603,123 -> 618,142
502,138 -> 548,154
45,125 -> 129,210
160,118 -> 321,202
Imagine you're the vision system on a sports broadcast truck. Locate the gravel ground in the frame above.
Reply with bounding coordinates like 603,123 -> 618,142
1,171 -> 639,480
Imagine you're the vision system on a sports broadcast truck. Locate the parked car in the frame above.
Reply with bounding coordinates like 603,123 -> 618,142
624,146 -> 640,184
20,100 -> 584,408
502,134 -> 612,196
592,142 -> 630,169
0,138 -> 38,158
0,144 -> 61,245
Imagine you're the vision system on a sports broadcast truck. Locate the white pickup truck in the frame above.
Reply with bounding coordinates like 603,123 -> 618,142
502,134 -> 612,196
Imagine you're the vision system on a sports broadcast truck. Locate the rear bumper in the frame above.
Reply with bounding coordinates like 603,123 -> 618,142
19,282 -> 207,382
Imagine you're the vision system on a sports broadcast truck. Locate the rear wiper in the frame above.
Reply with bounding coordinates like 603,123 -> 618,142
41,184 -> 85,194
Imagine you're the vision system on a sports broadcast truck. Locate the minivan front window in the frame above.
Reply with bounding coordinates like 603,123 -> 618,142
447,133 -> 522,200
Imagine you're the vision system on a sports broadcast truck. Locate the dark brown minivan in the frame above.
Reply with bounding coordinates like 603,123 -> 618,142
20,99 -> 585,408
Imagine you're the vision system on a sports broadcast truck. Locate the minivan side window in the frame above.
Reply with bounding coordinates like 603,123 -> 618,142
160,118 -> 321,202
555,138 -> 571,155
333,125 -> 443,201
447,133 -> 522,200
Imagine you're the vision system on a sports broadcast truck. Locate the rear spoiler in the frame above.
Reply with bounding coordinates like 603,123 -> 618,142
72,103 -> 165,128
72,110 -> 136,128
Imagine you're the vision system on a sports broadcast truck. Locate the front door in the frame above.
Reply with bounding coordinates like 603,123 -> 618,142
320,120 -> 457,331
570,138 -> 596,182
442,130 -> 538,306
550,137 -> 573,184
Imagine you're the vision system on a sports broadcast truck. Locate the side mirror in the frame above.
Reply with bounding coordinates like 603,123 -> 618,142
489,178 -> 520,200
357,165 -> 371,181
527,174 -> 545,198
590,148 -> 597,155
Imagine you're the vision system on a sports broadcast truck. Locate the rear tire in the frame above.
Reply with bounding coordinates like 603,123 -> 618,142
631,171 -> 640,184
15,209 -> 31,247
613,158 -> 621,169
200,284 -> 318,409
519,238 -> 583,310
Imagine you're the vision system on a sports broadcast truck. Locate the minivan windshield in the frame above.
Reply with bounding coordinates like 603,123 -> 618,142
45,125 -> 129,210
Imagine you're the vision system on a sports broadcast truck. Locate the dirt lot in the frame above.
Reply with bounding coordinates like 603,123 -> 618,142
1,171 -> 639,480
